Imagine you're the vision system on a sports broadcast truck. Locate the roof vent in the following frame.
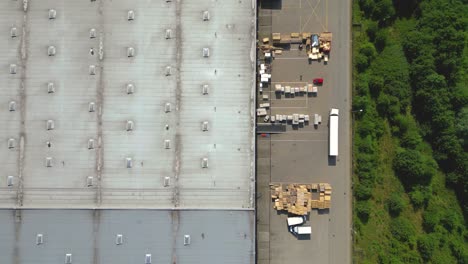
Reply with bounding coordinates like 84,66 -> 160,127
126,157 -> 133,168
145,254 -> 152,264
127,10 -> 135,21
201,121 -> 209,131
10,64 -> 17,74
45,157 -> 53,167
47,82 -> 55,93
89,65 -> 96,75
48,9 -> 57,19
47,46 -> 56,56
86,176 -> 94,187
8,138 -> 16,149
88,102 -> 96,112
36,234 -> 43,245
126,120 -> 134,131
9,101 -> 16,111
127,47 -> 135,57
116,234 -> 123,245
87,139 -> 95,149
89,28 -> 97,38
65,253 -> 72,264
126,83 -> 135,94
10,27 -> 17,38
46,120 -> 55,130
165,66 -> 172,76
7,176 -> 14,187
164,139 -> 171,149
202,84 -> 209,95
164,102 -> 171,113
202,11 -> 210,21
203,48 -> 210,57
184,235 -> 191,245
201,157 -> 208,168
165,29 -> 172,39
164,176 -> 170,187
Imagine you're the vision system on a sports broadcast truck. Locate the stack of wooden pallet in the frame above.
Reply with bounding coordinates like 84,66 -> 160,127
270,183 -> 332,215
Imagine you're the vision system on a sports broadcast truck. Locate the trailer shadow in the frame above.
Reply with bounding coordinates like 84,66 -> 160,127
328,156 -> 336,166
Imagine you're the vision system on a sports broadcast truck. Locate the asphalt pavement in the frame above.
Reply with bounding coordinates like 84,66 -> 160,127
256,0 -> 351,263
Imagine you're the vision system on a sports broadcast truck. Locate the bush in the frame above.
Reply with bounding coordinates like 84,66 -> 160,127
418,234 -> 439,261
355,75 -> 370,96
422,208 -> 440,232
375,29 -> 388,52
401,128 -> 422,149
440,210 -> 462,232
355,181 -> 373,200
390,217 -> 416,242
356,200 -> 372,222
387,192 -> 406,216
366,21 -> 378,42
409,186 -> 431,208
450,239 -> 468,264
353,96 -> 370,117
376,93 -> 400,119
368,75 -> 384,98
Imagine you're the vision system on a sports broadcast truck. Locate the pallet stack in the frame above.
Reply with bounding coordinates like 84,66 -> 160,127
270,183 -> 332,215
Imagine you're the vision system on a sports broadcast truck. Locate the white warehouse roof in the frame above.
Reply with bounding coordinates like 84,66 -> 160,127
0,0 -> 256,210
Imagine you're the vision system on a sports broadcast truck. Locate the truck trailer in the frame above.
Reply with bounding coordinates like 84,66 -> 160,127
329,108 -> 339,156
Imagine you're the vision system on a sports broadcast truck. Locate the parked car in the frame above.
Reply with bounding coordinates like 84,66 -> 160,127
313,78 -> 323,85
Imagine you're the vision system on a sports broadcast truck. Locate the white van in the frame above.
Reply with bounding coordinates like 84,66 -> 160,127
287,216 -> 305,227
291,226 -> 311,235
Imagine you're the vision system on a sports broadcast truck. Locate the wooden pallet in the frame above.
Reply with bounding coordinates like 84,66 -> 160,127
270,183 -> 332,215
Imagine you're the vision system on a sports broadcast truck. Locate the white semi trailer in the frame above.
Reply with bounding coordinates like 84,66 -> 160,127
329,108 -> 339,157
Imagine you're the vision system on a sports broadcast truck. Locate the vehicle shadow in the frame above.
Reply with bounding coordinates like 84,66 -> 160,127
260,0 -> 282,9
328,156 -> 336,166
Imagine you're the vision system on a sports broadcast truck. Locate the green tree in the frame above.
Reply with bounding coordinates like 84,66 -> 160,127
373,0 -> 396,22
456,107 -> 468,149
393,148 -> 434,186
360,42 -> 377,60
356,54 -> 369,72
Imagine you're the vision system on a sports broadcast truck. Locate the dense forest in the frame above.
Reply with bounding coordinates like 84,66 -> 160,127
352,0 -> 468,262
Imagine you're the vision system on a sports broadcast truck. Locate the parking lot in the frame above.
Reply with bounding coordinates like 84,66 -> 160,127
256,0 -> 351,263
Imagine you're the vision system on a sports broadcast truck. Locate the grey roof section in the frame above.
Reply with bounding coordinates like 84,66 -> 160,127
0,0 -> 255,209
0,209 -> 254,264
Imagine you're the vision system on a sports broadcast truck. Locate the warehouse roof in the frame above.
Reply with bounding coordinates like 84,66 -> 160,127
0,0 -> 255,209
0,209 -> 254,264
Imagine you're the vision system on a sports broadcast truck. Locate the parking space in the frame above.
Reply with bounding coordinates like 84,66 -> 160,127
257,0 -> 351,263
